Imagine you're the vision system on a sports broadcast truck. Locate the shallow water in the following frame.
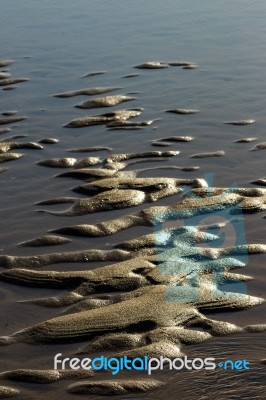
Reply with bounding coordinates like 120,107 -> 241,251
0,0 -> 266,398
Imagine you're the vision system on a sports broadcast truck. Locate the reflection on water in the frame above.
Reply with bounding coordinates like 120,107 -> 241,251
0,0 -> 266,398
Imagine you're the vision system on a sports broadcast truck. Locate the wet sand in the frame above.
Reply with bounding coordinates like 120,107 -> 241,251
0,0 -> 266,399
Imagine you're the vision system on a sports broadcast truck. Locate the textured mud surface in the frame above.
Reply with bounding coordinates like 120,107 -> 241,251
0,52 -> 265,399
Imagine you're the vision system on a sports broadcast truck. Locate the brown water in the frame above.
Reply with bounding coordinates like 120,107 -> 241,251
0,0 -> 266,399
